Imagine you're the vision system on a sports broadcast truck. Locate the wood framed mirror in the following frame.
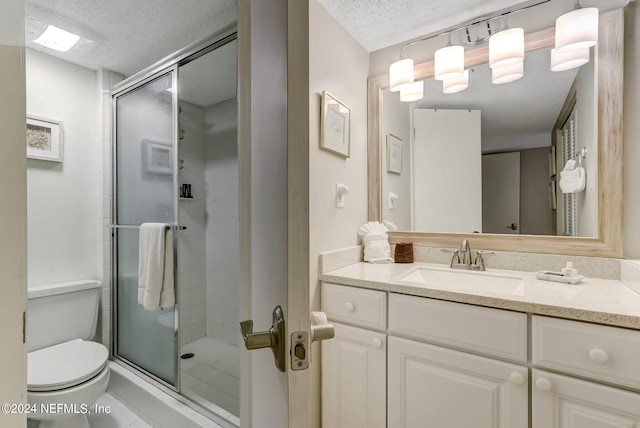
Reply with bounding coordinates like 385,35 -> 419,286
367,9 -> 623,257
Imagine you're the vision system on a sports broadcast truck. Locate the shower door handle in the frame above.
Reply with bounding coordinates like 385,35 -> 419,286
239,305 -> 286,372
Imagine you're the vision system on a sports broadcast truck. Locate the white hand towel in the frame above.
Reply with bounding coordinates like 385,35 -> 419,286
138,223 -> 175,311
358,221 -> 393,263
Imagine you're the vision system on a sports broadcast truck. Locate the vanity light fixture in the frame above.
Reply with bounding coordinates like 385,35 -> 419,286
400,80 -> 424,102
492,61 -> 524,84
434,32 -> 465,81
389,57 -> 414,92
489,26 -> 524,69
443,69 -> 469,94
555,1 -> 599,53
550,47 -> 590,72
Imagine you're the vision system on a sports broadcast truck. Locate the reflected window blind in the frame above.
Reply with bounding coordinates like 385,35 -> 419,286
561,108 -> 577,236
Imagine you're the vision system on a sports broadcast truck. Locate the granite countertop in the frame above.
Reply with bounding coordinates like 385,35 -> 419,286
321,262 -> 640,330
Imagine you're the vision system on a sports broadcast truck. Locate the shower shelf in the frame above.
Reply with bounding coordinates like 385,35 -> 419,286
179,197 -> 195,201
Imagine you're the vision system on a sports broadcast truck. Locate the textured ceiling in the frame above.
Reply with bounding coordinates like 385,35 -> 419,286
317,0 -> 533,52
25,0 -> 236,77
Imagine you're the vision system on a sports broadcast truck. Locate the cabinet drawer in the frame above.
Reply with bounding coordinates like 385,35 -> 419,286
322,283 -> 386,330
389,293 -> 527,361
533,316 -> 640,390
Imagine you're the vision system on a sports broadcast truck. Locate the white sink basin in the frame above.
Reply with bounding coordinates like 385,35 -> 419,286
399,267 -> 525,295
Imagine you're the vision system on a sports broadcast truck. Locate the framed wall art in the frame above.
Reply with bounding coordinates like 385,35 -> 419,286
26,116 -> 63,162
387,133 -> 402,174
320,90 -> 350,158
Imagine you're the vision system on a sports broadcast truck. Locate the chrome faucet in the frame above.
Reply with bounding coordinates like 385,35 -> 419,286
442,239 -> 494,271
460,239 -> 473,266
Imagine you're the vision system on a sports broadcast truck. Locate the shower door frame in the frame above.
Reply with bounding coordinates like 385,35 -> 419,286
110,26 -> 239,423
111,64 -> 181,389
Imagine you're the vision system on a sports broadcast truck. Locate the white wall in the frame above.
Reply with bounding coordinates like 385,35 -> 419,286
309,1 -> 369,426
624,2 -> 640,259
204,98 -> 239,347
381,89 -> 411,230
26,49 -> 98,287
0,0 -> 27,422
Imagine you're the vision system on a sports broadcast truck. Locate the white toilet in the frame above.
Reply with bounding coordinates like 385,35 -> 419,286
27,280 -> 110,428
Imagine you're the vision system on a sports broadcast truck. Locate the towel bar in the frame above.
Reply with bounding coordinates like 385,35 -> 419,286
108,224 -> 187,230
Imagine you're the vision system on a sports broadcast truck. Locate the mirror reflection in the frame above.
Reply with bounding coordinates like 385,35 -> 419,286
381,44 -> 597,237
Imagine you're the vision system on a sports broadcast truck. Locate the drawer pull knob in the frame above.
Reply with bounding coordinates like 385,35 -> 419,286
345,302 -> 355,312
372,338 -> 383,348
509,373 -> 525,386
535,378 -> 553,392
589,349 -> 609,364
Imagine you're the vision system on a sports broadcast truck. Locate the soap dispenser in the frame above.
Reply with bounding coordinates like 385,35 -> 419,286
562,262 -> 578,277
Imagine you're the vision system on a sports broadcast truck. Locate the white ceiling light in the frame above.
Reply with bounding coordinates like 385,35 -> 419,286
443,70 -> 469,94
400,80 -> 424,102
34,25 -> 80,52
550,47 -> 590,72
389,58 -> 414,92
555,3 -> 598,53
492,62 -> 524,84
434,32 -> 464,81
489,27 -> 524,69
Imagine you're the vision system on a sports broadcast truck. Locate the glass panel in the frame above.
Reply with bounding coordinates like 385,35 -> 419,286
177,39 -> 240,418
115,72 -> 176,385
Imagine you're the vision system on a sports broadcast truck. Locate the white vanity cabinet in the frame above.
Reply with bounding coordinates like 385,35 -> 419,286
321,283 -> 387,428
388,336 -> 528,428
531,316 -> 640,427
387,293 -> 528,428
321,282 -> 640,428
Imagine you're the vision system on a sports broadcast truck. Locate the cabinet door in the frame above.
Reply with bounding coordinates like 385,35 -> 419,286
533,369 -> 640,428
322,323 -> 386,428
388,336 -> 528,428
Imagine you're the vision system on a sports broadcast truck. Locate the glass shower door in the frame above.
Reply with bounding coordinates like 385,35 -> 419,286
113,70 -> 178,385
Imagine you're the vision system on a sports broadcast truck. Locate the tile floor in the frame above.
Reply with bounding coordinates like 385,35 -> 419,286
180,337 -> 240,419
87,394 -> 151,428
27,393 -> 150,428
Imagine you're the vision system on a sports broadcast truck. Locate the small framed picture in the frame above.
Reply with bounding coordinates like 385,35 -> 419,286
142,139 -> 172,174
549,146 -> 557,177
320,91 -> 350,158
387,134 -> 402,174
26,116 -> 63,162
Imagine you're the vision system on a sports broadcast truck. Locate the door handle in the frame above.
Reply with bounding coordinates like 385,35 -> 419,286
240,305 -> 286,372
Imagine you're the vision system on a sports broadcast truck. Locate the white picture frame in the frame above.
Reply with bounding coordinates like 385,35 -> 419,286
387,133 -> 402,174
142,139 -> 172,174
26,116 -> 63,162
320,90 -> 350,158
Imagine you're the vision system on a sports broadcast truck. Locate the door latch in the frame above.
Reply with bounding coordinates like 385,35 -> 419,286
291,311 -> 335,371
240,305 -> 285,372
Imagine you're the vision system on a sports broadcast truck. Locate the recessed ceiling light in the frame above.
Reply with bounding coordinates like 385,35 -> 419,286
34,25 -> 80,52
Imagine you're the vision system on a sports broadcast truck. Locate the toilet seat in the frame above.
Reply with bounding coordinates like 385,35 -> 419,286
28,339 -> 108,392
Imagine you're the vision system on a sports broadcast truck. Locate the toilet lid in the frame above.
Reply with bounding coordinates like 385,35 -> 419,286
28,339 -> 108,392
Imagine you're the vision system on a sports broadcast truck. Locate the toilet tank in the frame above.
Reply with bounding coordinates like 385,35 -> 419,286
27,280 -> 102,352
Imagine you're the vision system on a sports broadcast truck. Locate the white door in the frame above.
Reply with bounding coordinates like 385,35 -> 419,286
388,336 -> 528,428
0,1 -> 28,426
533,369 -> 640,427
322,323 -> 386,428
413,109 -> 482,233
482,152 -> 521,234
238,1 -> 312,427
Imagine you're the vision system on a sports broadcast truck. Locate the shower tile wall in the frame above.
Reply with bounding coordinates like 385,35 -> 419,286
178,101 -> 207,346
97,69 -> 123,348
205,98 -> 239,347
